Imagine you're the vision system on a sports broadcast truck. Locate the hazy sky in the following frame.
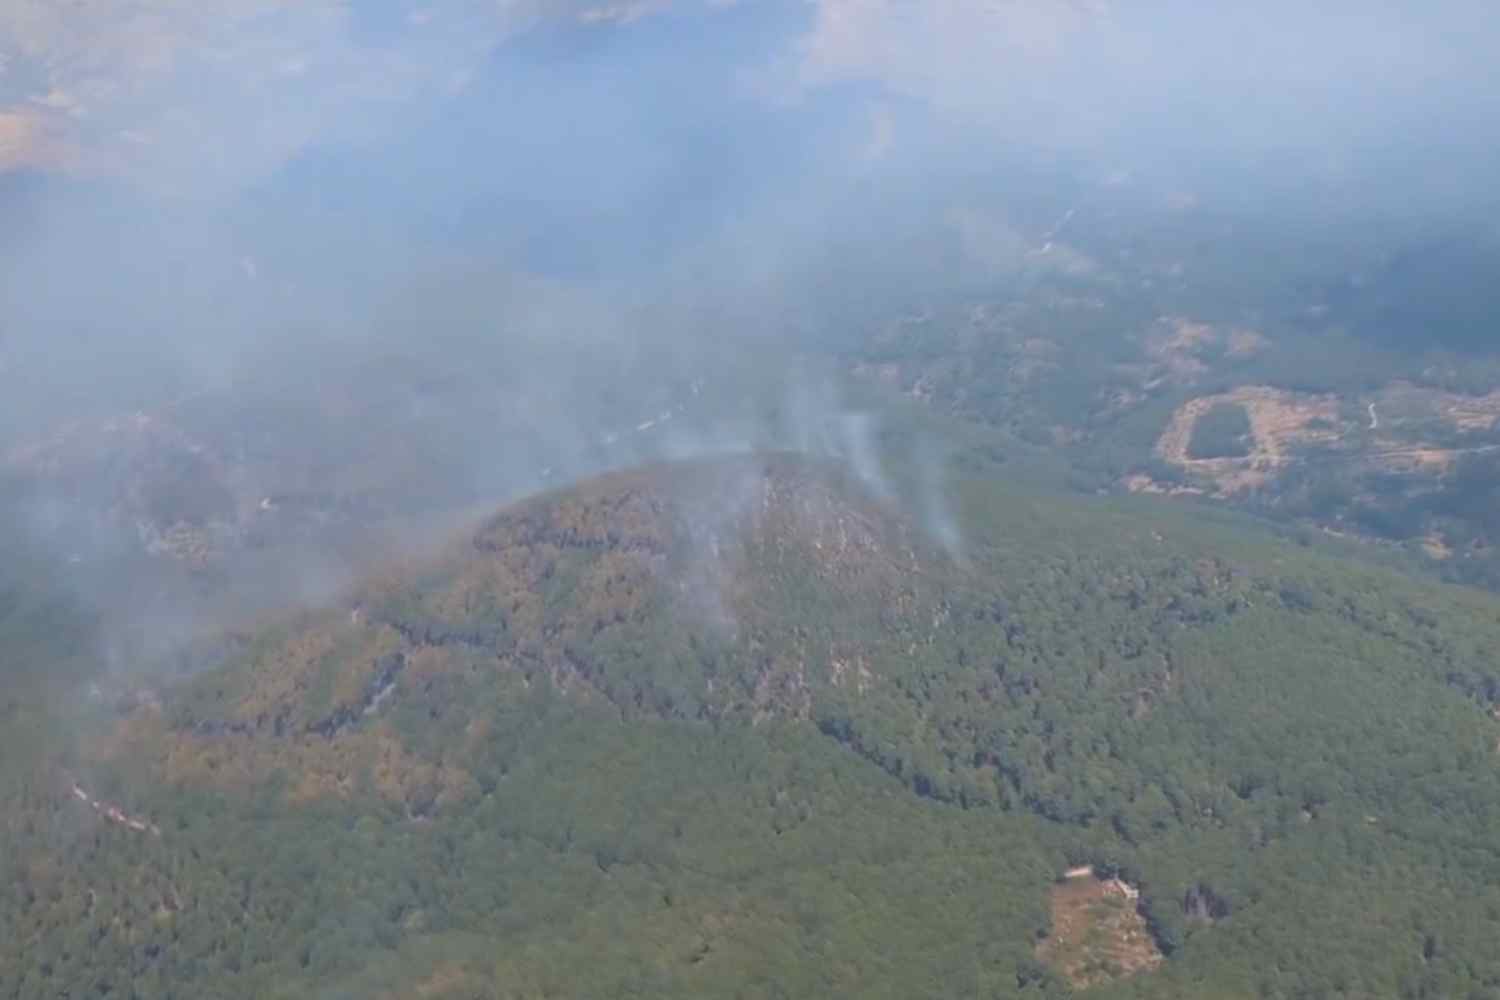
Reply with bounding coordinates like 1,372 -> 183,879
0,0 -> 1495,423
3,1 -> 1495,190
1,0 -> 1494,441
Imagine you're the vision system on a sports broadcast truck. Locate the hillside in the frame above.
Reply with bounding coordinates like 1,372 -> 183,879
8,454 -> 1500,997
840,208 -> 1500,591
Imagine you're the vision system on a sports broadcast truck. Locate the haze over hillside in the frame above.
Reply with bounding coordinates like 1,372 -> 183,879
12,455 -> 1500,997
3,2 -> 1500,997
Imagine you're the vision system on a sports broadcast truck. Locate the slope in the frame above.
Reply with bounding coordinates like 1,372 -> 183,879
7,454 -> 1500,998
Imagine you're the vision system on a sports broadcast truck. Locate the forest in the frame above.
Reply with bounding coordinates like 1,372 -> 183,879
3,2 -> 1499,997
832,199 -> 1500,597
7,456 -> 1500,998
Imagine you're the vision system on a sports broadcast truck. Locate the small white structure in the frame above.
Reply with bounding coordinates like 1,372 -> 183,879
1061,865 -> 1141,901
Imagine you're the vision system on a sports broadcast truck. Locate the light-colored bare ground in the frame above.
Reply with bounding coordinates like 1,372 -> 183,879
1444,393 -> 1500,432
1422,534 -> 1454,560
1037,874 -> 1163,989
1152,386 -> 1342,495
1142,318 -> 1269,385
1144,318 -> 1214,381
1370,382 -> 1500,432
1138,380 -> 1500,500
1120,473 -> 1206,498
1365,446 -> 1460,475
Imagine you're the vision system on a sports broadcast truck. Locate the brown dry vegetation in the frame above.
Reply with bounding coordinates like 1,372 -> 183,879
1422,534 -> 1454,560
1037,875 -> 1163,988
1142,317 -> 1268,386
100,458 -> 925,814
1376,381 -> 1500,432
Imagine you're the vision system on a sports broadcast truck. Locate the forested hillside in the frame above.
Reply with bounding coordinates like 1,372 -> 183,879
7,455 -> 1500,998
836,205 -> 1500,593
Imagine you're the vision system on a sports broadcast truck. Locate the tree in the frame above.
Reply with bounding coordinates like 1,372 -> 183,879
1186,403 -> 1254,460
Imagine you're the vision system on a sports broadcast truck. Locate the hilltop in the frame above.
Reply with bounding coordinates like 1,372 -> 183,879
7,454 -> 1500,997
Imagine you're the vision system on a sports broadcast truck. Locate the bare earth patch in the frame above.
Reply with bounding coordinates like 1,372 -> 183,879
1142,317 -> 1269,385
1376,382 -> 1500,433
1132,379 -> 1500,507
1037,873 -> 1163,988
1422,534 -> 1454,560
1152,386 -> 1342,495
1367,446 -> 1459,475
1444,392 -> 1500,432
1120,473 -> 1206,498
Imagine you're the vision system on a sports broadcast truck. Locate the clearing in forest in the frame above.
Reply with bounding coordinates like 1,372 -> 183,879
1152,386 -> 1343,494
1036,873 -> 1163,988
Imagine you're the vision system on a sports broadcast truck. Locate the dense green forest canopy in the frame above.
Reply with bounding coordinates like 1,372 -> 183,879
1329,230 -> 1500,355
7,455 -> 1500,998
1186,404 -> 1254,460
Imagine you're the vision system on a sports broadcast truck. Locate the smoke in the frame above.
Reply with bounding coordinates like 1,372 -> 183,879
914,434 -> 963,562
2,0 -> 1496,674
836,412 -> 892,501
